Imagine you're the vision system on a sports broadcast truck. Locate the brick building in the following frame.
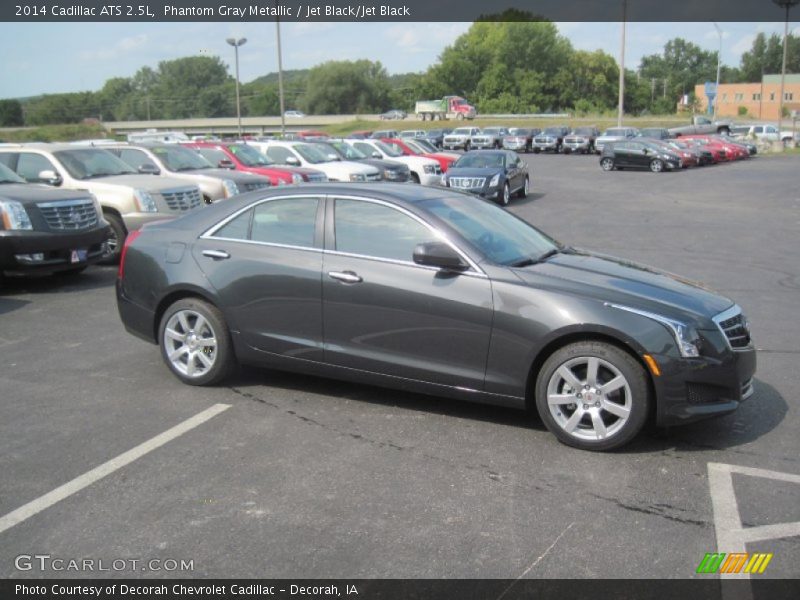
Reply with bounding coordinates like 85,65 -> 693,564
695,74 -> 800,120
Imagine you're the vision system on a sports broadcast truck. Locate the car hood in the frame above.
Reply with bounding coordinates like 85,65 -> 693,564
313,161 -> 380,179
353,157 -> 408,172
511,250 -> 733,322
0,183 -> 92,204
447,167 -> 502,178
76,174 -> 196,193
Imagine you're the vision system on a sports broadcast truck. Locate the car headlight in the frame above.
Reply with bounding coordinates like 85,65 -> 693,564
133,189 -> 158,213
489,173 -> 501,187
607,303 -> 701,358
349,173 -> 366,182
0,200 -> 33,230
291,173 -> 303,184
222,179 -> 239,198
384,169 -> 399,180
423,164 -> 436,174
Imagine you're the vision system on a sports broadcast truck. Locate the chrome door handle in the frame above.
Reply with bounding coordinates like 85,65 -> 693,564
202,249 -> 230,260
328,270 -> 363,284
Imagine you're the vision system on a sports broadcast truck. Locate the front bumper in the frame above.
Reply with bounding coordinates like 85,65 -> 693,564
418,172 -> 444,186
503,140 -> 528,151
0,225 -> 110,273
447,183 -> 501,200
564,141 -> 591,152
533,141 -> 559,151
471,140 -> 496,149
653,346 -> 757,426
443,139 -> 469,150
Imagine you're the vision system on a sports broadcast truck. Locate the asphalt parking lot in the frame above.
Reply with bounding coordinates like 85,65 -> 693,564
1,152 -> 798,585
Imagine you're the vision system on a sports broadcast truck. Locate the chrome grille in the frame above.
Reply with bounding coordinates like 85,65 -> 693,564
366,172 -> 382,182
161,187 -> 202,212
37,199 -> 98,231
449,177 -> 485,189
713,306 -> 751,349
241,181 -> 270,192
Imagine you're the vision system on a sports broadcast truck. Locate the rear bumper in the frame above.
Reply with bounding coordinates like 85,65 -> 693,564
0,225 -> 110,273
654,346 -> 757,426
116,279 -> 158,344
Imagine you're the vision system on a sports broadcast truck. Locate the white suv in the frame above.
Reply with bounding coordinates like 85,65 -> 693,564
0,144 -> 203,262
250,140 -> 381,182
346,139 -> 442,186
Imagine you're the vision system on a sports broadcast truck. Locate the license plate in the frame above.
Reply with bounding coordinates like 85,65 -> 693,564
71,249 -> 88,263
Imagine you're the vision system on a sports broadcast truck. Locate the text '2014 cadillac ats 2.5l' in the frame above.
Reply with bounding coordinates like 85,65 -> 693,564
116,184 -> 756,451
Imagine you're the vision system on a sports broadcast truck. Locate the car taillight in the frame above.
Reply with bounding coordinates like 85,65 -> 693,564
118,229 -> 142,279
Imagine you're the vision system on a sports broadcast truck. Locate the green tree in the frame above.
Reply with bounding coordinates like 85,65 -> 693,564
302,60 -> 391,114
0,99 -> 24,126
740,32 -> 800,81
639,38 -> 718,103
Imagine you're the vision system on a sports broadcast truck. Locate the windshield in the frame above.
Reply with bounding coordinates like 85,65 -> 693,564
452,128 -> 472,135
151,146 -> 213,171
412,139 -> 438,153
453,153 -> 504,169
293,144 -> 331,164
543,128 -> 562,135
421,195 -> 558,266
508,128 -> 530,136
0,162 -> 25,183
54,149 -> 136,179
602,128 -> 628,136
640,129 -> 664,137
328,141 -> 366,160
228,144 -> 274,166
482,128 -> 504,135
374,141 -> 403,157
573,128 -> 595,135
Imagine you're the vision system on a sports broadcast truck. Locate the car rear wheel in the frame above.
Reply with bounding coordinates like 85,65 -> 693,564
99,213 -> 126,265
159,298 -> 236,386
600,157 -> 615,171
517,177 -> 529,199
650,159 -> 664,173
535,341 -> 650,451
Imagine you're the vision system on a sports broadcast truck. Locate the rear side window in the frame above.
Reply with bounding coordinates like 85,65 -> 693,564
116,148 -> 150,170
211,198 -> 319,249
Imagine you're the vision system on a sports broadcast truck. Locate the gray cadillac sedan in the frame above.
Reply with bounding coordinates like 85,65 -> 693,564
116,184 -> 755,451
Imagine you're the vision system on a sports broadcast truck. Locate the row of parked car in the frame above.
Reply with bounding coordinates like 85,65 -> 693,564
0,134 -> 501,279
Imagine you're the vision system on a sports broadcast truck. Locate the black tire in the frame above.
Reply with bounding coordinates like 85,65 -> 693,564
533,148 -> 541,154
649,159 -> 664,173
500,182 -> 510,206
410,172 -> 420,184
99,212 -> 126,265
158,297 -> 236,386
535,341 -> 651,451
517,177 -> 529,199
600,157 -> 615,171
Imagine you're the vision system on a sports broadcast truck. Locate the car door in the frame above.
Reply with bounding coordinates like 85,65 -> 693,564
194,195 -> 325,361
505,152 -> 522,191
612,142 -> 632,167
631,142 -> 652,168
322,196 -> 494,390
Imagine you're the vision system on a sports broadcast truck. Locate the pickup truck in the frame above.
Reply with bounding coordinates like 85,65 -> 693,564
669,116 -> 733,137
415,96 -> 476,121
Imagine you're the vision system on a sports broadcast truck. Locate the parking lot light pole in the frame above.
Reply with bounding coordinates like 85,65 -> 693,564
772,0 -> 799,141
276,18 -> 286,137
713,23 -> 722,122
226,37 -> 247,138
617,0 -> 627,127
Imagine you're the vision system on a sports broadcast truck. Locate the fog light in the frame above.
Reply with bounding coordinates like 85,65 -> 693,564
15,253 -> 45,264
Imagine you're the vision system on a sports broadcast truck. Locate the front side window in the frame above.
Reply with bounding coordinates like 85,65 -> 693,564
334,199 -> 435,262
266,146 -> 297,165
117,148 -> 151,170
151,146 -> 213,171
16,153 -> 56,182
228,144 -> 274,166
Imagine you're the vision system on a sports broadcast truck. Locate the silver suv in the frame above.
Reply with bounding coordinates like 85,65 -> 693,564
0,144 -> 203,262
105,143 -> 271,203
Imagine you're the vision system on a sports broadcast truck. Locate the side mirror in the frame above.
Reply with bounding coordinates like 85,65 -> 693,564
372,151 -> 382,159
327,153 -> 340,161
642,148 -> 650,155
413,242 -> 469,271
38,169 -> 62,186
285,156 -> 301,166
137,162 -> 161,175
218,159 -> 235,170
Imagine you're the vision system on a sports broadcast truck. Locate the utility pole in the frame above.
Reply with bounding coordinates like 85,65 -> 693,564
772,0 -> 799,140
226,37 -> 247,137
276,16 -> 286,137
713,23 -> 722,121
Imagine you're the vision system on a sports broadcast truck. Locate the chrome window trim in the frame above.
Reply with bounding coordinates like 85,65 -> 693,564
200,194 -> 323,249
328,193 -> 487,277
712,304 -> 750,352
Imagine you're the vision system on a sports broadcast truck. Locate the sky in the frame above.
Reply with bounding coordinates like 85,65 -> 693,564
0,21 -> 798,99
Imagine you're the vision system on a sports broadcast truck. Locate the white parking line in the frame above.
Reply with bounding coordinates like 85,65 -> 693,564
0,403 -> 231,535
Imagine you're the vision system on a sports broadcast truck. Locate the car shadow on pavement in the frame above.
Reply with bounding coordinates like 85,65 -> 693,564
0,266 -> 115,298
513,192 -> 546,206
626,378 -> 788,455
232,368 -> 787,454
0,297 -> 30,316
232,366 -> 547,433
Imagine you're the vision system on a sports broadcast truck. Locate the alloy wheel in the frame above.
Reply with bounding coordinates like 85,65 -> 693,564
163,309 -> 218,379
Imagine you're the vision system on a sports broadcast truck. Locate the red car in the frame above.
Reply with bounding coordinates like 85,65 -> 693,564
684,135 -> 747,161
183,141 -> 327,184
380,138 -> 455,172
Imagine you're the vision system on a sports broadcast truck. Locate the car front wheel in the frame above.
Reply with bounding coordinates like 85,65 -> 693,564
535,341 -> 651,451
600,157 -> 615,171
159,298 -> 235,386
500,182 -> 510,205
99,213 -> 126,265
650,159 -> 664,173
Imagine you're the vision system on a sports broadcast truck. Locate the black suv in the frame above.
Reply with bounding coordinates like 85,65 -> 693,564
600,140 -> 682,173
0,162 -> 110,277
